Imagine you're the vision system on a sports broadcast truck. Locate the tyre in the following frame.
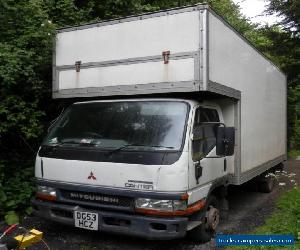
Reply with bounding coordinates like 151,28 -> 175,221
259,175 -> 276,193
188,195 -> 220,243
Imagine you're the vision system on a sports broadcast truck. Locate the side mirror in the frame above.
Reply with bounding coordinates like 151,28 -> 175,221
216,127 -> 235,156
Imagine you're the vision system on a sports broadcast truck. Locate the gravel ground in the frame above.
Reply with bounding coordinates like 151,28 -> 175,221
4,160 -> 300,250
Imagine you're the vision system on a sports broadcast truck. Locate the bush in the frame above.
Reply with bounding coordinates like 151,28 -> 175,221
288,150 -> 300,159
0,160 -> 34,224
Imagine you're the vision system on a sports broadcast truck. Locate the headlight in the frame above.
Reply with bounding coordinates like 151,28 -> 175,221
135,197 -> 206,216
36,185 -> 57,201
135,198 -> 187,212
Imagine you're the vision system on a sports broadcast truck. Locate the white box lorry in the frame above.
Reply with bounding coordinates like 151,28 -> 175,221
32,4 -> 287,242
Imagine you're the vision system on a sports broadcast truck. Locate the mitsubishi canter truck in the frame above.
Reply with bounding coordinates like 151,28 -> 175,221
32,4 -> 287,242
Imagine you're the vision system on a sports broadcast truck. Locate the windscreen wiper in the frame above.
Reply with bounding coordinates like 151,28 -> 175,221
49,140 -> 97,147
106,144 -> 174,155
43,141 -> 80,153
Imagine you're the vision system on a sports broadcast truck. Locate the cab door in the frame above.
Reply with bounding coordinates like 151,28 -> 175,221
189,106 -> 227,188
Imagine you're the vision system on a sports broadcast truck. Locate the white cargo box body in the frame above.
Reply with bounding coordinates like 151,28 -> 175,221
53,5 -> 286,184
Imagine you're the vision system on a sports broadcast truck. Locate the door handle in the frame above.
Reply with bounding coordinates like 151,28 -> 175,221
195,161 -> 203,184
224,157 -> 227,172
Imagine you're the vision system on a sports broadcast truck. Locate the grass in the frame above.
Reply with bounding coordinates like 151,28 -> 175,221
288,150 -> 300,159
227,187 -> 300,250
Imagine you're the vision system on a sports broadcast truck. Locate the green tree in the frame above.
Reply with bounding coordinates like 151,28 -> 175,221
0,0 -> 92,158
266,0 -> 300,36
0,0 -> 92,223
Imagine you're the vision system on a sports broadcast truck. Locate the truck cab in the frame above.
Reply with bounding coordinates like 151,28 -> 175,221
32,98 -> 233,241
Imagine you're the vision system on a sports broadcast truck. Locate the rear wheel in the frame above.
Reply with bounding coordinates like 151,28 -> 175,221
188,195 -> 220,243
259,174 -> 276,193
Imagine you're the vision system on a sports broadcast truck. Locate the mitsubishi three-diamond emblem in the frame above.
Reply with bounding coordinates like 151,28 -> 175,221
87,171 -> 96,180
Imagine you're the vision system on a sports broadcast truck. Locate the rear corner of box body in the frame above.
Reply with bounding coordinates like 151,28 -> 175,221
207,9 -> 287,184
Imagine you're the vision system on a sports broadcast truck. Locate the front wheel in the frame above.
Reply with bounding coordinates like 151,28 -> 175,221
188,195 -> 220,243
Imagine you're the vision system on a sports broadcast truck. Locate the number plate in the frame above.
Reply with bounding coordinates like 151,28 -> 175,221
74,211 -> 98,230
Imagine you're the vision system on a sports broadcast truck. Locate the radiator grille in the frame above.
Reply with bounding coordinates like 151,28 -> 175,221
60,190 -> 133,208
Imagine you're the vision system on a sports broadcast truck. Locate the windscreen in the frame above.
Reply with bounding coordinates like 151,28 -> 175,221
44,101 -> 189,151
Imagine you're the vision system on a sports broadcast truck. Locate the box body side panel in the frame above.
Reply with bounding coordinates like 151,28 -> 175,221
54,10 -> 202,96
208,12 -> 286,176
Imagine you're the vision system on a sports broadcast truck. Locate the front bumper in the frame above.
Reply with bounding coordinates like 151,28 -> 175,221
31,198 -> 188,240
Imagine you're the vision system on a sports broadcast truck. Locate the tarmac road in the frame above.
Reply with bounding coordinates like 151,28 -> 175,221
20,160 -> 300,250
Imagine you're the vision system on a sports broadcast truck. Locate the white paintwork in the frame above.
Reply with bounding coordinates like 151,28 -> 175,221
58,58 -> 194,89
36,154 -> 189,191
36,147 -> 190,192
56,11 -> 200,66
187,183 -> 212,205
208,12 -> 286,173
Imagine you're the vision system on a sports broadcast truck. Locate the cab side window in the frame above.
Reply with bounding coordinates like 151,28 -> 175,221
192,108 -> 220,161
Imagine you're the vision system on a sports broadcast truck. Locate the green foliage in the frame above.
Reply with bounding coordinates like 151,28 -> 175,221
210,0 -> 255,35
288,85 -> 300,150
0,96 -> 43,138
0,161 -> 34,224
4,211 -> 19,225
42,0 -> 93,26
0,1 -> 51,143
266,0 -> 300,36
288,150 -> 300,159
228,187 -> 300,250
